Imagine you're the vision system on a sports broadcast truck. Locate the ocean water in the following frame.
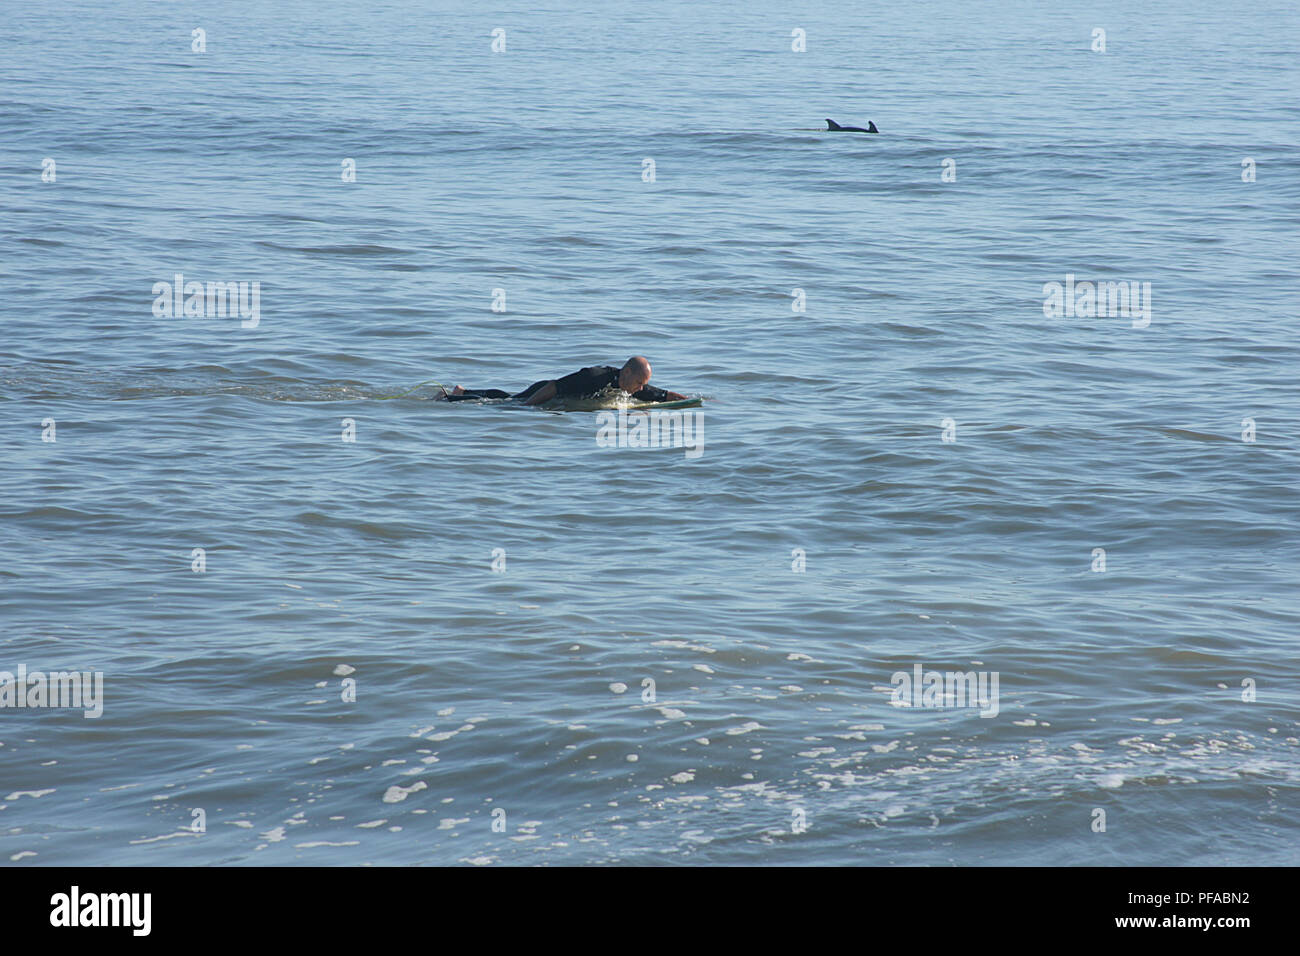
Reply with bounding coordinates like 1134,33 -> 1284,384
1,0 -> 1298,865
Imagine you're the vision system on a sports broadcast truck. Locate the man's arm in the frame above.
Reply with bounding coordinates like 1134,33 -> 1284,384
632,385 -> 687,403
519,381 -> 558,405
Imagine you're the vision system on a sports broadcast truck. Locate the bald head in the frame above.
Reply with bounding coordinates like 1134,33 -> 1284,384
618,356 -> 652,393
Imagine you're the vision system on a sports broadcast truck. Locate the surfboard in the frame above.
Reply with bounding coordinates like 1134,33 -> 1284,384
624,397 -> 702,410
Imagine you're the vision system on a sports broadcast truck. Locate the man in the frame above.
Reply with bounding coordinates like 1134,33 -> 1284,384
441,356 -> 686,406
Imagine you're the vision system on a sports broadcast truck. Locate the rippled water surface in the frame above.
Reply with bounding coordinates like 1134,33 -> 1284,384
1,0 -> 1298,865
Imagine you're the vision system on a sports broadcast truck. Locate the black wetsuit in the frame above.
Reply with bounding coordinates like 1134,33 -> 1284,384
448,366 -> 676,403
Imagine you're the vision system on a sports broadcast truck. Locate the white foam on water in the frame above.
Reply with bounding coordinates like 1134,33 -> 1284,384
129,832 -> 200,845
382,781 -> 426,803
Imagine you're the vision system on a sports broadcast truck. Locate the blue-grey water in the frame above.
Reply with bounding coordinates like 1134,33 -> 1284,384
2,0 -> 1298,865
